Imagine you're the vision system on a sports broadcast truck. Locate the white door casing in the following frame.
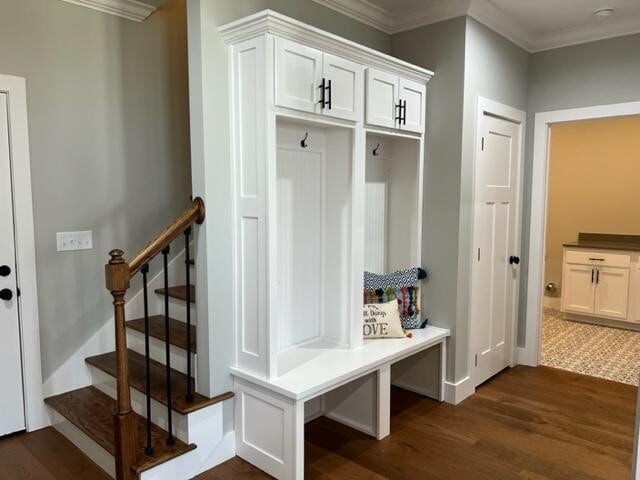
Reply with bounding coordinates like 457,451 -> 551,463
0,92 -> 26,436
470,98 -> 524,388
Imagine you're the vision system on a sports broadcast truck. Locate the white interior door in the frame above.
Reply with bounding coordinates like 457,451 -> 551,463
0,92 -> 25,436
561,263 -> 595,314
470,111 -> 522,387
275,38 -> 323,114
322,53 -> 362,122
365,69 -> 398,129
594,267 -> 629,320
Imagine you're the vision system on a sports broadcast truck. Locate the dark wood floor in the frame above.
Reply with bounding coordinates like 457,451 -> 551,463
0,366 -> 635,479
200,366 -> 637,480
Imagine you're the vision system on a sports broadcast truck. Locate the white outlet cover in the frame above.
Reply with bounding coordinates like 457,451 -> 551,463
56,231 -> 93,252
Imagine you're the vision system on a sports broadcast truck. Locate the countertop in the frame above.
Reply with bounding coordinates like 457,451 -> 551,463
563,233 -> 640,252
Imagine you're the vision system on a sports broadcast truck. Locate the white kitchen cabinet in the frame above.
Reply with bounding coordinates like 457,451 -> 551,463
561,247 -> 634,324
594,267 -> 629,320
275,38 -> 363,121
366,69 -> 426,133
561,263 -> 595,315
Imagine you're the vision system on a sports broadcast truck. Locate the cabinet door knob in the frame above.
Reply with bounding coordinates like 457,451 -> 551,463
0,265 -> 10,277
0,288 -> 13,301
509,255 -> 520,265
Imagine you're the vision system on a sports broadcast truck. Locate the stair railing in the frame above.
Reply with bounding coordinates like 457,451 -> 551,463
105,197 -> 205,480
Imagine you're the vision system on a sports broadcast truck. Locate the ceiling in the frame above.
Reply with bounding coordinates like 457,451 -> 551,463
313,0 -> 640,51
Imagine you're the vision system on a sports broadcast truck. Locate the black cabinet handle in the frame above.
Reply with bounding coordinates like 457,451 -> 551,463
596,269 -> 600,284
402,99 -> 407,125
509,255 -> 520,265
0,288 -> 13,301
591,268 -> 595,283
395,101 -> 403,123
318,78 -> 326,108
0,265 -> 10,277
327,79 -> 332,110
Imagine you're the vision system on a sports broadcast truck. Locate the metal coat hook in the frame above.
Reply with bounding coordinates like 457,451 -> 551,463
300,132 -> 309,148
372,143 -> 381,156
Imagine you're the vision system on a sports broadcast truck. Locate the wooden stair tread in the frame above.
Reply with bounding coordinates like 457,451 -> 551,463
126,315 -> 196,353
86,349 -> 233,414
155,285 -> 195,303
45,386 -> 196,475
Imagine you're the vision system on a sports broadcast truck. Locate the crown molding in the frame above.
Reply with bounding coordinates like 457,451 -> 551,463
312,0 -> 640,53
60,0 -> 157,22
218,10 -> 433,84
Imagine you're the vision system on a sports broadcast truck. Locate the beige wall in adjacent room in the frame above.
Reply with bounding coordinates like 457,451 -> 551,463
545,115 -> 640,292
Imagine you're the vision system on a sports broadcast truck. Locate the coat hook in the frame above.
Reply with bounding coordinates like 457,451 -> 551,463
372,143 -> 380,156
300,132 -> 309,148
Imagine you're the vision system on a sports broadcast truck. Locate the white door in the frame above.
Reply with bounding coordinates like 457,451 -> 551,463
561,264 -> 595,314
594,267 -> 629,320
470,111 -> 522,387
398,78 -> 426,133
365,68 -> 399,129
275,38 -> 323,114
322,53 -> 362,122
0,92 -> 25,436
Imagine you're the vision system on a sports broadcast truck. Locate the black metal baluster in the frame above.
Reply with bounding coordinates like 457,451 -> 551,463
162,246 -> 175,446
141,264 -> 154,455
184,227 -> 194,401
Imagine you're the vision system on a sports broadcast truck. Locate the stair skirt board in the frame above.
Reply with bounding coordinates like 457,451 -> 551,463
127,328 -> 196,377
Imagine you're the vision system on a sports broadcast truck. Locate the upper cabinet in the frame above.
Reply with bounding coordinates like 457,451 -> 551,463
275,38 -> 363,122
366,69 -> 426,133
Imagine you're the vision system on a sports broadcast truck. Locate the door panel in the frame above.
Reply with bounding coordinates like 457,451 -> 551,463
275,38 -> 323,114
398,78 -> 425,133
595,267 -> 629,320
562,264 -> 595,314
0,92 -> 25,436
322,53 -> 362,122
470,113 -> 522,387
365,69 -> 398,129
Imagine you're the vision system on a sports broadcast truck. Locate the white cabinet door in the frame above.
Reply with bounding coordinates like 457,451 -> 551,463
594,267 -> 630,320
562,264 -> 595,315
275,38 -> 323,114
399,78 -> 426,133
322,53 -> 363,121
366,68 -> 399,129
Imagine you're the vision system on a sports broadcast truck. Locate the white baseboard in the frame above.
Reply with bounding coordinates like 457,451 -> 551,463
443,376 -> 474,405
517,346 -> 538,367
42,249 -> 187,398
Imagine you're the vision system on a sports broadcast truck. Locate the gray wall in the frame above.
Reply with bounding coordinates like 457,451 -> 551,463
518,34 -> 640,344
0,0 -> 191,379
391,17 -> 467,381
458,18 -> 529,372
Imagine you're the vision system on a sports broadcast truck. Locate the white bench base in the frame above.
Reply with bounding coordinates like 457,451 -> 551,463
232,326 -> 449,480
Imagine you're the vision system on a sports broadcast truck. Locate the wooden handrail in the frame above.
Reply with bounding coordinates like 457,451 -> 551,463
104,196 -> 205,480
129,197 -> 205,275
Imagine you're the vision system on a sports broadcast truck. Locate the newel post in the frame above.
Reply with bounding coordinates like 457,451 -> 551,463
106,249 -> 138,480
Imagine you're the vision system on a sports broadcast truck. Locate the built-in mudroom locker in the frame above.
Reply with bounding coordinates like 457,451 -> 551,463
219,10 -> 449,480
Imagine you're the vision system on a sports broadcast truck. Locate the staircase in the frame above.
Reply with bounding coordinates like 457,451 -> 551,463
44,198 -> 234,479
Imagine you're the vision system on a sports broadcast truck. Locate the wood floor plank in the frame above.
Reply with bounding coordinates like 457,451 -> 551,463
198,366 -> 635,480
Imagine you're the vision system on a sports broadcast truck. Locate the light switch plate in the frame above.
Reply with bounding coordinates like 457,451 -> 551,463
56,231 -> 93,252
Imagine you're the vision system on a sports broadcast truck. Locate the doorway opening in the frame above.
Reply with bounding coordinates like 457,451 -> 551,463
538,115 -> 640,384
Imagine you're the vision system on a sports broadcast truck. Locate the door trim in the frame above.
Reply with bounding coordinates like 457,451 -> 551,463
520,100 -> 640,367
469,96 -> 526,387
0,74 -> 46,431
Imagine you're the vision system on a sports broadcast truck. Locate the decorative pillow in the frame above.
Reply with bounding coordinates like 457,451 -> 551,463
363,300 -> 406,338
363,268 -> 428,330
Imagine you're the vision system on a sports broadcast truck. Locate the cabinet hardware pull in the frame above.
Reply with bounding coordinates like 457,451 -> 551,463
596,269 -> 600,284
395,101 -> 403,123
591,268 -> 594,283
318,78 -> 326,108
402,99 -> 407,125
588,257 -> 605,261
327,79 -> 332,110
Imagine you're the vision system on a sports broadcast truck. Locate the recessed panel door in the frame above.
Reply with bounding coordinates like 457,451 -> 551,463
561,264 -> 595,315
322,53 -> 363,122
470,112 -> 522,388
398,78 -> 426,133
366,69 -> 399,129
275,38 -> 323,114
0,92 -> 25,436
594,267 -> 629,320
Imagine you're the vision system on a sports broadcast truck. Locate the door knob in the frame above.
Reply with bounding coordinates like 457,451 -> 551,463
509,256 -> 520,265
0,288 -> 13,301
0,265 -> 10,277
